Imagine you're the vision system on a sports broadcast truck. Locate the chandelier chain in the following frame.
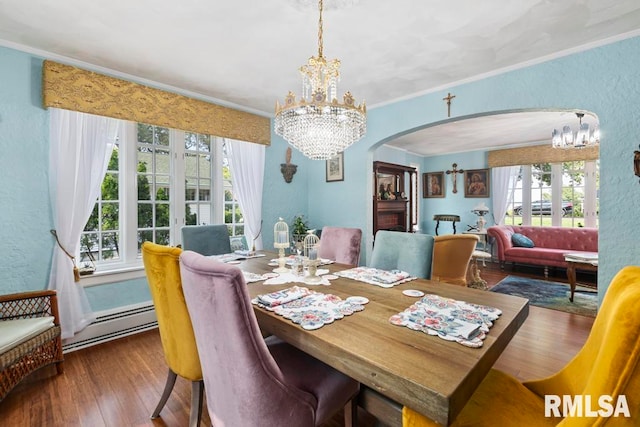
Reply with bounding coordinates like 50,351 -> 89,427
318,0 -> 324,58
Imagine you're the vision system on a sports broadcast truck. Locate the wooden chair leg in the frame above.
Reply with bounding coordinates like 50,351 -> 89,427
151,369 -> 177,419
344,398 -> 358,427
189,380 -> 204,427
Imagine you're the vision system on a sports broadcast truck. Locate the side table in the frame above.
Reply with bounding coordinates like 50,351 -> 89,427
433,214 -> 460,235
463,230 -> 491,265
564,253 -> 598,302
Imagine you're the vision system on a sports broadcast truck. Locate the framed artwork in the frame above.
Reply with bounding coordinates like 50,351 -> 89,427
423,172 -> 445,198
326,152 -> 344,182
376,173 -> 397,199
464,168 -> 490,198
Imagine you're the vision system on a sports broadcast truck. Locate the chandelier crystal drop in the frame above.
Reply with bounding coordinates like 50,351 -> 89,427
274,0 -> 366,160
551,113 -> 600,149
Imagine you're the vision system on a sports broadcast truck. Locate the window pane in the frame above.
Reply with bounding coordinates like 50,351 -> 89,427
155,127 -> 170,146
101,172 -> 119,200
138,230 -> 153,249
198,134 -> 211,152
155,204 -> 170,227
101,202 -> 119,231
156,230 -> 170,245
137,124 -> 154,144
138,203 -> 153,228
102,232 -> 120,260
155,149 -> 170,175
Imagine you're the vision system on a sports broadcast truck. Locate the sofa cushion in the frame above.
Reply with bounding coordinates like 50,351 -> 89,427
0,316 -> 55,354
512,233 -> 535,248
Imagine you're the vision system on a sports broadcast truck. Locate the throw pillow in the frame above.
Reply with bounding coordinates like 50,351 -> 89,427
512,233 -> 535,248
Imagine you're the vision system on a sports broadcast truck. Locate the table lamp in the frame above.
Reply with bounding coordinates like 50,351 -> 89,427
471,202 -> 489,232
273,218 -> 290,273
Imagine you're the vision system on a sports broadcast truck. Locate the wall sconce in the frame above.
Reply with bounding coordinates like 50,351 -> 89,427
281,147 -> 297,183
635,145 -> 640,183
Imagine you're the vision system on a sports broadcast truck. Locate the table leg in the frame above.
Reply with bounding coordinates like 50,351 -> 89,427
566,263 -> 577,302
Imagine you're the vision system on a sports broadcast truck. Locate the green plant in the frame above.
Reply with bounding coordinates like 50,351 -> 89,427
291,215 -> 309,236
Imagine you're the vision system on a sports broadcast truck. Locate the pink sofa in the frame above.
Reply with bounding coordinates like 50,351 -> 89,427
487,225 -> 598,277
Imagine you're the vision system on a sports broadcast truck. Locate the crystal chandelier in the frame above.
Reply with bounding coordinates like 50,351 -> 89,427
274,0 -> 366,160
551,113 -> 600,149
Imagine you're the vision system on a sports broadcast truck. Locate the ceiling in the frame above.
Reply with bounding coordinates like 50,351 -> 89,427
1,0 -> 639,155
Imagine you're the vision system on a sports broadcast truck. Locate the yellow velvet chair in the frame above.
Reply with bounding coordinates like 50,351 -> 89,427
142,242 -> 203,427
431,234 -> 479,286
403,265 -> 640,426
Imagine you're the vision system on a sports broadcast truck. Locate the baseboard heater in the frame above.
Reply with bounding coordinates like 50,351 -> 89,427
62,302 -> 158,353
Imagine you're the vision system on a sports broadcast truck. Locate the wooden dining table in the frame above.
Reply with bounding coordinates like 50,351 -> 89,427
235,252 -> 529,426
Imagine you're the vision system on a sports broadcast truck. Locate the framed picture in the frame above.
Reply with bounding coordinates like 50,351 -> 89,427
376,173 -> 397,200
423,172 -> 445,198
464,168 -> 490,198
326,152 -> 344,182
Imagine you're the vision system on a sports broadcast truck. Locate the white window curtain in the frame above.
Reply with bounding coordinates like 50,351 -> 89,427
226,138 -> 265,250
48,108 -> 120,339
491,166 -> 520,225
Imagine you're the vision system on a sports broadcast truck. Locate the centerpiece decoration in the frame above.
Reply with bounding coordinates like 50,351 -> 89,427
303,230 -> 322,284
273,218 -> 290,273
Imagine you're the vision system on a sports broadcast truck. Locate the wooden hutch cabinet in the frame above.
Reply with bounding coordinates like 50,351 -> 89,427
373,161 -> 417,235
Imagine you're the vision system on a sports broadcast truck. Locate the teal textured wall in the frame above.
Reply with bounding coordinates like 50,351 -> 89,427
0,48 -> 52,294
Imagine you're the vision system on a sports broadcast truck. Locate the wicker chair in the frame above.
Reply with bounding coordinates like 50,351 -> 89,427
0,290 -> 64,401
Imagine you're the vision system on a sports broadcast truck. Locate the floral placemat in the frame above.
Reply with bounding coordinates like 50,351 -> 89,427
335,267 -> 416,288
252,286 -> 365,330
389,294 -> 502,348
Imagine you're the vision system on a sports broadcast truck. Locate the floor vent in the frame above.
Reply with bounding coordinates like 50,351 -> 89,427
62,302 -> 157,353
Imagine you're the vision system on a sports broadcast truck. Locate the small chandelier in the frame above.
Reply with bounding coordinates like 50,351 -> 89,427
552,113 -> 600,149
274,0 -> 366,160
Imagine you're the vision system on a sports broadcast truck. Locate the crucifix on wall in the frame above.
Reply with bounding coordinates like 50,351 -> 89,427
446,163 -> 464,193
443,92 -> 456,117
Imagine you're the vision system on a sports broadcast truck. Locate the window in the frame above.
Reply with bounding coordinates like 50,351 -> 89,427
81,122 -> 243,273
504,160 -> 599,228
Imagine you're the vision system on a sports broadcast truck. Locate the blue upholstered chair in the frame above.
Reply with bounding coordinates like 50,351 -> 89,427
181,224 -> 231,256
370,230 -> 434,279
317,226 -> 363,266
179,250 -> 360,426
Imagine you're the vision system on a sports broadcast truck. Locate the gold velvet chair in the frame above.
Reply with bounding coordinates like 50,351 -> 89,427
403,265 -> 640,426
431,234 -> 479,286
141,242 -> 203,427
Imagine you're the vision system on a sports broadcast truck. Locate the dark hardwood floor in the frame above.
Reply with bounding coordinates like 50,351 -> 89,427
0,261 -> 596,426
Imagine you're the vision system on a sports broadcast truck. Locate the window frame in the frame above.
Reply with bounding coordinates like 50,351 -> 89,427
80,122 -> 236,286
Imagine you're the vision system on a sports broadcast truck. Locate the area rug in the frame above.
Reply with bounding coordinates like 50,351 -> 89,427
490,275 -> 597,317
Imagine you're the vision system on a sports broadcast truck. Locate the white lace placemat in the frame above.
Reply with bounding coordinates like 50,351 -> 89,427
263,269 -> 332,286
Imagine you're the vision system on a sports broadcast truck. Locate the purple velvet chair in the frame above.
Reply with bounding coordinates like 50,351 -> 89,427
317,226 -> 363,266
179,250 -> 360,426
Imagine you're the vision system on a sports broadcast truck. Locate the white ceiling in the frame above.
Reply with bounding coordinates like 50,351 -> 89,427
1,0 -> 638,155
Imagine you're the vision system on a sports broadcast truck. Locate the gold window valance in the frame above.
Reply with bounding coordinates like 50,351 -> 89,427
42,60 -> 270,146
488,144 -> 599,168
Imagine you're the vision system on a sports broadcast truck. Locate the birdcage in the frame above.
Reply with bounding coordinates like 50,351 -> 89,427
303,230 -> 322,284
273,218 -> 290,273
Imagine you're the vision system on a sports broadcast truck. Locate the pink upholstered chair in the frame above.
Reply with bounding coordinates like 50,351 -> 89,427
317,226 -> 363,266
179,250 -> 360,426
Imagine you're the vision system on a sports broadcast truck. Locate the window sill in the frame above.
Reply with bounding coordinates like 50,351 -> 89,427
79,265 -> 146,287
